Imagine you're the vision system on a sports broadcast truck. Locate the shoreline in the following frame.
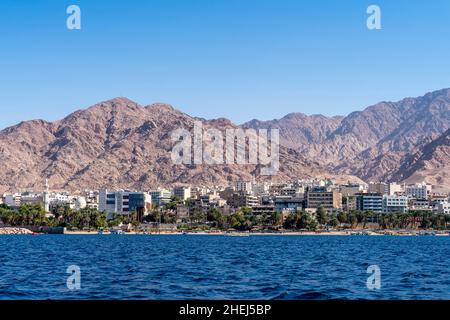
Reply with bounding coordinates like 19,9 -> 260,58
1,227 -> 448,236
63,230 -> 449,236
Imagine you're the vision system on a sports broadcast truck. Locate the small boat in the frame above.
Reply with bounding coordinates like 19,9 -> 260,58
97,230 -> 104,235
110,229 -> 124,235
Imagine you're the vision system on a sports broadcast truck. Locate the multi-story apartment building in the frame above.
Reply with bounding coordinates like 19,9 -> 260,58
434,202 -> 450,214
430,194 -> 449,206
340,184 -> 365,197
383,195 -> 408,213
173,186 -> 191,201
342,195 -> 357,212
409,198 -> 432,211
355,193 -> 383,212
405,183 -> 432,199
99,190 -> 152,220
274,196 -> 304,213
149,189 -> 172,206
235,181 -> 253,194
251,182 -> 270,196
3,193 -> 22,207
227,193 -> 259,208
388,182 -> 404,195
368,182 -> 389,195
305,186 -> 342,211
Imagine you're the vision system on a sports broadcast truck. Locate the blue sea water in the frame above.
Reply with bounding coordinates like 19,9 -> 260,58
0,235 -> 449,300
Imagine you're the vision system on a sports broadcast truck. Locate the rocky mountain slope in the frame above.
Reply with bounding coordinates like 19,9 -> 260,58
390,129 -> 450,191
243,113 -> 343,150
0,98 -> 359,192
1,88 -> 449,192
247,88 -> 450,189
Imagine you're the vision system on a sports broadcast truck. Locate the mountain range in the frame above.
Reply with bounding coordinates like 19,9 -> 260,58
0,88 -> 449,192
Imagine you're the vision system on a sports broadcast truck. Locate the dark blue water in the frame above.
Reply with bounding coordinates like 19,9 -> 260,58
0,235 -> 449,300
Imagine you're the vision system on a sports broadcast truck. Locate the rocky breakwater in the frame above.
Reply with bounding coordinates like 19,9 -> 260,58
0,227 -> 33,235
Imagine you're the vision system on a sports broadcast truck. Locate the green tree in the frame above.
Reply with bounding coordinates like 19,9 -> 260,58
316,206 -> 328,226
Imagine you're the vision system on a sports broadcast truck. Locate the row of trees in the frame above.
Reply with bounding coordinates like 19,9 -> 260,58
2,202 -> 449,231
144,203 -> 450,231
284,207 -> 450,230
0,204 -> 108,230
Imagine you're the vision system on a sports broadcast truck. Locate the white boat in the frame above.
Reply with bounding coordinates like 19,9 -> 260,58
110,229 -> 124,235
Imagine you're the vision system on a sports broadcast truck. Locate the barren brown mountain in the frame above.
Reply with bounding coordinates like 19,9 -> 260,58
389,129 -> 450,192
0,98 -> 360,192
1,88 -> 449,192
247,88 -> 450,190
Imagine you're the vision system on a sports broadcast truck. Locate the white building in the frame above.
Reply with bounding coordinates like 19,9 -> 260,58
383,195 -> 408,213
405,183 -> 432,199
434,202 -> 450,214
4,193 -> 22,207
388,182 -> 404,195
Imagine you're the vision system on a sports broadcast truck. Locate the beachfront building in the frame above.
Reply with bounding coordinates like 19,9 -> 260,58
383,195 -> 408,213
355,193 -> 383,212
274,196 -> 304,213
305,186 -> 342,211
342,195 -> 357,212
251,204 -> 276,215
99,190 -> 152,221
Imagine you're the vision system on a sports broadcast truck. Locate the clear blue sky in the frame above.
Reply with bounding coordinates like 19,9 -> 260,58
1,0 -> 449,129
